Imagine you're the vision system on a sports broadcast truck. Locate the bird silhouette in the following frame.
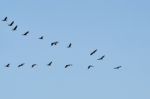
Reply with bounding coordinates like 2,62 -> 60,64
31,64 -> 37,68
5,63 -> 10,67
97,55 -> 105,60
8,21 -> 14,26
88,65 -> 94,69
39,36 -> 44,39
12,25 -> 18,31
90,49 -> 98,55
18,63 -> 25,67
47,61 -> 52,66
51,41 -> 59,46
114,66 -> 122,69
2,17 -> 7,21
67,43 -> 72,48
65,64 -> 72,68
22,31 -> 29,36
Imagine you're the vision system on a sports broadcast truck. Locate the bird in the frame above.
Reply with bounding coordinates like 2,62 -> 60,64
8,21 -> 14,26
47,61 -> 52,66
67,43 -> 72,48
90,49 -> 98,55
18,63 -> 25,67
22,31 -> 29,36
51,41 -> 59,46
5,63 -> 10,67
114,66 -> 122,69
31,64 -> 37,68
2,17 -> 7,21
97,55 -> 105,60
12,25 -> 18,31
65,64 -> 72,68
88,65 -> 94,69
38,36 -> 44,39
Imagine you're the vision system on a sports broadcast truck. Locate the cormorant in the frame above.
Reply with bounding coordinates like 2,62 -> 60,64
2,17 -> 7,21
97,55 -> 105,60
8,21 -> 14,26
65,64 -> 72,68
114,66 -> 122,69
22,31 -> 29,36
67,43 -> 72,48
88,65 -> 94,69
12,25 -> 18,31
90,49 -> 98,55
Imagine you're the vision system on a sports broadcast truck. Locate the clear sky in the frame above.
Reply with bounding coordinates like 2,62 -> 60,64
0,0 -> 150,99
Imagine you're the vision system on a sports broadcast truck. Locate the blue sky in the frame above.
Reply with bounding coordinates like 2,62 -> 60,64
0,0 -> 150,99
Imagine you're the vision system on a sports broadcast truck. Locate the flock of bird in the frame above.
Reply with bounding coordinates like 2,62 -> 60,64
1,16 -> 122,70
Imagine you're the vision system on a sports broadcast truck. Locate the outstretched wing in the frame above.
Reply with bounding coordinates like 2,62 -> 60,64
90,49 -> 97,55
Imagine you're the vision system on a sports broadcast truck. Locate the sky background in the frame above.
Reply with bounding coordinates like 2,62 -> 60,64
0,0 -> 150,99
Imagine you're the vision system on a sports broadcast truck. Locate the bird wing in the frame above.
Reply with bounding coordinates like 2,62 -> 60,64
90,50 -> 97,55
114,66 -> 121,69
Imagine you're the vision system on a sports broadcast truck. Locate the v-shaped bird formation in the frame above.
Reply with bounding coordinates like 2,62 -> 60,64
1,16 -> 122,70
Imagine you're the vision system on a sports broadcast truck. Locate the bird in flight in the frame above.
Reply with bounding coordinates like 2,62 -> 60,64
114,66 -> 122,69
22,31 -> 29,36
51,41 -> 59,46
47,61 -> 52,66
12,25 -> 18,31
38,36 -> 44,39
2,17 -> 7,21
97,55 -> 105,60
18,63 -> 25,67
5,64 -> 10,67
67,43 -> 72,48
8,21 -> 14,26
31,64 -> 37,68
88,65 -> 94,69
65,64 -> 72,68
90,49 -> 98,55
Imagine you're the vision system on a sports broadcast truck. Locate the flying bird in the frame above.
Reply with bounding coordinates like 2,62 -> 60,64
2,17 -> 7,21
8,21 -> 14,26
88,65 -> 94,69
51,41 -> 59,46
114,66 -> 122,69
18,63 -> 25,67
12,25 -> 18,31
47,61 -> 52,66
38,36 -> 44,39
67,43 -> 72,48
65,64 -> 72,68
5,63 -> 10,67
31,64 -> 37,68
22,31 -> 29,36
97,55 -> 105,60
90,49 -> 98,56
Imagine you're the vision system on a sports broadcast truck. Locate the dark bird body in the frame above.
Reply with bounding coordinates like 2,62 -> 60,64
88,65 -> 94,69
31,64 -> 37,68
2,17 -> 7,21
97,55 -> 105,60
51,41 -> 59,46
12,25 -> 18,31
39,36 -> 44,39
65,64 -> 72,68
114,66 -> 122,69
67,43 -> 72,48
5,64 -> 10,67
23,31 -> 29,36
47,61 -> 52,66
90,49 -> 98,55
8,21 -> 14,26
18,63 -> 25,67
